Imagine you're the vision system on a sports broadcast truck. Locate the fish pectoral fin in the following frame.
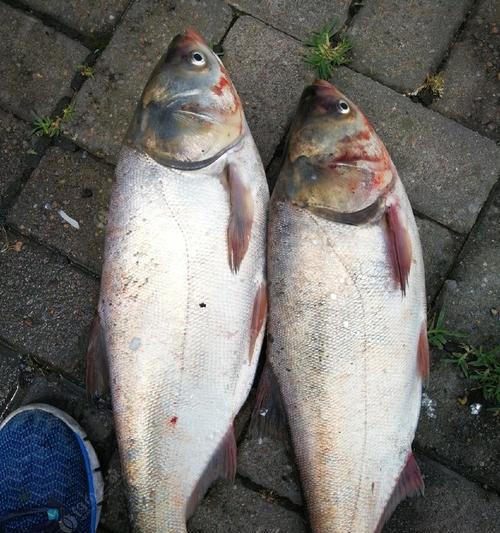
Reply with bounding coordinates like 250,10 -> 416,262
186,423 -> 237,519
250,362 -> 288,439
226,162 -> 254,273
375,452 -> 424,533
383,201 -> 412,295
85,312 -> 109,401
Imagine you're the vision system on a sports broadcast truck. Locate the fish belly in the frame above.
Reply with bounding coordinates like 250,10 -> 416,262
268,196 -> 425,532
100,145 -> 267,531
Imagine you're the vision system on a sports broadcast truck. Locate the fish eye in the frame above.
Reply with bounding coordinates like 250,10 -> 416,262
337,100 -> 350,114
190,51 -> 206,66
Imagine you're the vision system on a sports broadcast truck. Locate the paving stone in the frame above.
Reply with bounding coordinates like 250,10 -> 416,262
9,147 -> 114,273
100,451 -> 130,533
416,348 -> 500,491
223,16 -> 314,166
0,344 -> 23,414
10,372 -> 115,465
0,3 -> 89,122
331,67 -> 499,234
0,232 -> 98,378
347,0 -> 474,93
432,0 -> 500,141
237,436 -> 302,506
439,183 -> 499,347
229,0 -> 350,41
21,0 -> 130,40
65,0 -> 232,162
189,480 -> 306,533
0,110 -> 33,205
416,217 -> 463,302
385,454 -> 500,532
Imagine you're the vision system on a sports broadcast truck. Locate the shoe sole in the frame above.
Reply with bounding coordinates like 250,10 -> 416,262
0,403 -> 104,533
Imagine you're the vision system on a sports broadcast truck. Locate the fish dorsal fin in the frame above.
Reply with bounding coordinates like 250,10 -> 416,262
86,313 -> 109,401
375,452 -> 424,533
186,424 -> 237,519
250,362 -> 288,439
384,201 -> 413,295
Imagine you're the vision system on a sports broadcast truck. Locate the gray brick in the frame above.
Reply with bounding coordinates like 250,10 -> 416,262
0,3 -> 89,121
416,348 -> 500,491
237,436 -> 302,506
223,16 -> 314,166
9,147 -> 114,274
21,0 -> 130,39
229,0 -> 350,40
347,0 -> 473,93
189,480 -> 306,532
0,345 -> 23,414
331,67 -> 499,234
416,217 -> 463,303
438,183 -> 499,347
385,455 -> 500,532
12,372 -> 115,465
431,0 -> 500,140
0,232 -> 98,378
65,0 -> 232,162
0,110 -> 32,204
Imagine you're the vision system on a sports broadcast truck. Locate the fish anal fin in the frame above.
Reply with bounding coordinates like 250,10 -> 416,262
384,202 -> 412,295
418,320 -> 430,379
227,162 -> 254,273
249,282 -> 267,363
186,424 -> 236,519
375,452 -> 424,533
86,313 -> 109,401
250,362 -> 287,439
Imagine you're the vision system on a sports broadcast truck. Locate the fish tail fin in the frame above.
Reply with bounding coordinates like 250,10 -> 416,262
375,452 -> 424,533
186,423 -> 237,519
250,361 -> 287,439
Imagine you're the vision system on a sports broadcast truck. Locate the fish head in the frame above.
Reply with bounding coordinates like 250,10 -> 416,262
275,80 -> 394,223
126,28 -> 243,168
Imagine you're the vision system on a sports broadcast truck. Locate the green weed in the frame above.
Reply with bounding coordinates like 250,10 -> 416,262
78,64 -> 95,78
427,310 -> 466,349
31,104 -> 75,138
303,21 -> 352,79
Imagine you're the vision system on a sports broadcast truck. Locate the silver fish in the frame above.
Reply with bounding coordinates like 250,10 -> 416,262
261,80 -> 428,532
87,28 -> 269,531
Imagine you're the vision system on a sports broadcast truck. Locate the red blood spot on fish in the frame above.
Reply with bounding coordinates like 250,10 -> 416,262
417,321 -> 430,378
212,75 -> 230,96
169,416 -> 178,426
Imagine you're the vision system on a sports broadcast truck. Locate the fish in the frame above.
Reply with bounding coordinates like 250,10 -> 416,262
259,80 -> 428,532
86,29 -> 269,531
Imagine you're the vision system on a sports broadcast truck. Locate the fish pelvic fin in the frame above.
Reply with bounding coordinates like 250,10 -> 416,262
250,361 -> 288,439
227,162 -> 254,273
186,423 -> 237,519
85,312 -> 109,401
418,319 -> 430,380
249,282 -> 267,364
384,201 -> 412,295
375,452 -> 424,533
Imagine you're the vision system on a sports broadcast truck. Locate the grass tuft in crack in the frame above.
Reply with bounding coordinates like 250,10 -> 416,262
31,104 -> 75,138
445,344 -> 500,411
78,64 -> 95,78
427,310 -> 466,349
303,21 -> 352,79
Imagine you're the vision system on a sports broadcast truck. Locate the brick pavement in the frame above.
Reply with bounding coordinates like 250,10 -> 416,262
0,1 -> 499,531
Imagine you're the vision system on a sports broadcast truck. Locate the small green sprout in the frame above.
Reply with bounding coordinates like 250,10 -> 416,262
427,310 -> 466,349
303,21 -> 352,79
78,64 -> 95,78
410,73 -> 445,99
31,104 -> 75,138
445,344 -> 500,409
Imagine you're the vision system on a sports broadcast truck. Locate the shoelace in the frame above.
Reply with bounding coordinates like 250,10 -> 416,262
0,507 -> 61,532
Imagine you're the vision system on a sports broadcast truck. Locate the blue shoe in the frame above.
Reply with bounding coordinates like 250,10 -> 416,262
0,404 -> 103,532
